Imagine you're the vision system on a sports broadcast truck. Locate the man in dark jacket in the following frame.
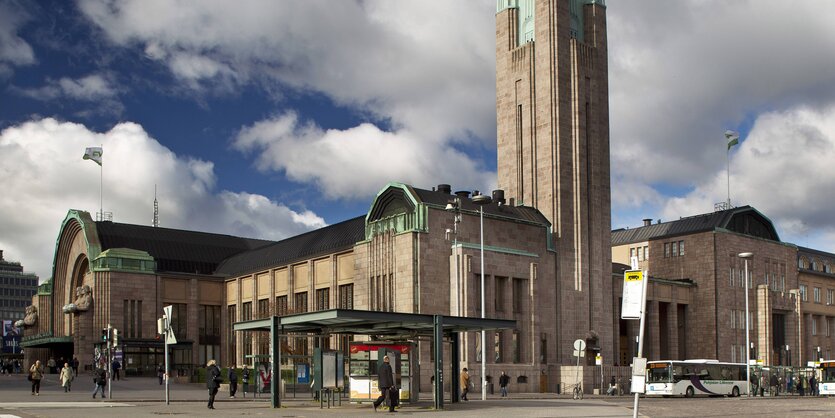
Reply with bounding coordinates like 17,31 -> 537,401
372,355 -> 396,412
92,367 -> 107,399
228,365 -> 238,398
206,360 -> 221,410
499,371 -> 511,397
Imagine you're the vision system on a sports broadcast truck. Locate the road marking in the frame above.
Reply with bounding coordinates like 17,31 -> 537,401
0,402 -> 133,409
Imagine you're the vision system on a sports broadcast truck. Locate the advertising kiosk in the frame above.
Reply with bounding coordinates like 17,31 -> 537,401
349,341 -> 415,403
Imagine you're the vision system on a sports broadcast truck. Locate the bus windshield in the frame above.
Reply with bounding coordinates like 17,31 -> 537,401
822,362 -> 835,382
647,363 -> 671,383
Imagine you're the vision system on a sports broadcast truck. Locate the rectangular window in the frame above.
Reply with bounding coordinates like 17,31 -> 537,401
241,301 -> 252,321
678,240 -> 685,256
664,243 -> 670,258
257,298 -> 270,318
644,246 -> 649,260
512,330 -> 520,363
338,284 -> 354,309
295,292 -> 308,313
123,299 -> 142,338
170,303 -> 188,339
828,289 -> 834,305
494,332 -> 503,363
512,278 -> 526,313
198,305 -> 221,345
814,287 -> 821,303
671,241 -> 678,257
227,305 -> 236,364
630,248 -> 636,259
812,317 -> 817,335
731,344 -> 736,363
495,277 -> 507,312
826,317 -> 831,337
315,288 -> 329,311
276,295 -> 288,316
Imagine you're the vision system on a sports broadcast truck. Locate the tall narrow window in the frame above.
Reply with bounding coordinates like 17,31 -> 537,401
295,292 -> 308,313
671,242 -> 678,257
338,284 -> 354,309
664,243 -> 670,258
257,298 -> 270,318
198,305 -> 221,366
169,303 -> 188,339
512,330 -> 520,363
316,288 -> 329,311
275,295 -> 288,316
494,332 -> 503,363
227,305 -> 236,364
495,277 -> 507,313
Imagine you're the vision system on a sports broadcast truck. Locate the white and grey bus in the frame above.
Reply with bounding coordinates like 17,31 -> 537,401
645,360 -> 747,397
820,361 -> 835,395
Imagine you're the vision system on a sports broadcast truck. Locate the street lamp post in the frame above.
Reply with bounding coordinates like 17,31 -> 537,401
472,193 -> 492,401
738,252 -> 753,396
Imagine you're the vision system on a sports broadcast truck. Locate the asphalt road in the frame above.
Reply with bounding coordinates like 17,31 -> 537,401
1,372 -> 833,417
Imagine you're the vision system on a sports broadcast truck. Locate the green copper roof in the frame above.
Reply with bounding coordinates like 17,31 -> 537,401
92,248 -> 157,274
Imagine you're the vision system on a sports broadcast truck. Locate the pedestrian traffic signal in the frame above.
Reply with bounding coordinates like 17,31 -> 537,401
101,328 -> 108,341
112,329 -> 119,347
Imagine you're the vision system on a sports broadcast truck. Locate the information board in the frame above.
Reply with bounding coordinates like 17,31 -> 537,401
621,270 -> 646,319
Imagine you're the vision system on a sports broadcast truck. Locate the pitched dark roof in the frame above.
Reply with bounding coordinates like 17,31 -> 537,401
410,186 -> 551,227
214,216 -> 366,277
611,205 -> 780,245
95,221 -> 272,275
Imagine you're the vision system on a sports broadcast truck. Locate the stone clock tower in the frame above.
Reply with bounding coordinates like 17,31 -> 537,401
496,0 -> 613,365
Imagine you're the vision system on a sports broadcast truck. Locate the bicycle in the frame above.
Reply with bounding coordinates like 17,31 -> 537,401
565,382 -> 583,400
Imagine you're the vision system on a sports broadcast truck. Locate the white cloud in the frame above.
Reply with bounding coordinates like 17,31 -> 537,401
233,112 -> 494,200
0,118 -> 325,280
0,0 -> 35,70
77,0 -> 497,143
14,73 -> 124,116
661,105 -> 835,253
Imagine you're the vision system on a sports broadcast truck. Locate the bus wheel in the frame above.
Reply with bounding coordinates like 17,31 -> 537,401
732,386 -> 740,397
685,386 -> 695,398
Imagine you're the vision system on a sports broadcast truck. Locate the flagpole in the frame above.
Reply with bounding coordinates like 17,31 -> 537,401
100,144 -> 103,220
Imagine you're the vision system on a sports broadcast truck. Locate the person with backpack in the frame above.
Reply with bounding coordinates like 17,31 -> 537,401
92,367 -> 107,399
242,365 -> 250,397
206,359 -> 221,409
228,365 -> 239,398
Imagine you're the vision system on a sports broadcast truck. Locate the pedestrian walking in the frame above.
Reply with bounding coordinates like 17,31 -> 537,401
242,365 -> 250,397
460,367 -> 471,401
71,356 -> 79,377
228,365 -> 238,398
92,367 -> 107,398
47,357 -> 57,374
372,355 -> 396,412
770,373 -> 779,396
28,360 -> 43,395
206,359 -> 221,410
759,374 -> 767,396
499,371 -> 511,397
60,362 -> 73,392
158,364 -> 165,385
809,374 -> 817,396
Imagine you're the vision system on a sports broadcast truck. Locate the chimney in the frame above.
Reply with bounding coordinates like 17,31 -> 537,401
455,190 -> 471,199
492,189 -> 506,206
643,218 -> 652,227
0,250 -> 3,260
437,184 -> 452,195
509,197 -> 515,207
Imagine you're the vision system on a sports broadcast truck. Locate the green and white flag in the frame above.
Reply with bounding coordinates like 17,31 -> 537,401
83,147 -> 103,166
726,131 -> 739,150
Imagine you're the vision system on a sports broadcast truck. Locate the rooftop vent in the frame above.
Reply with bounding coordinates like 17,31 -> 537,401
437,184 -> 452,195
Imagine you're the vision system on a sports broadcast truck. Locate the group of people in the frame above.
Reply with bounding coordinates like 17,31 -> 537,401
27,357 -> 82,395
751,373 -> 821,396
0,358 -> 22,374
204,360 -> 252,410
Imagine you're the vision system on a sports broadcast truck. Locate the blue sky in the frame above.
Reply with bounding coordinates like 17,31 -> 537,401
3,0 -> 835,279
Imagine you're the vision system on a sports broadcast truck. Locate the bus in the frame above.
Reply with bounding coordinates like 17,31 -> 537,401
645,360 -> 748,397
820,361 -> 835,395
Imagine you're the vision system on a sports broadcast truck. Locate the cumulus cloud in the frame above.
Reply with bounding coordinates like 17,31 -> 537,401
16,73 -> 118,100
0,118 -> 325,279
661,105 -> 835,252
608,1 -> 835,187
233,112 -> 494,200
0,0 -> 35,75
77,0 -> 497,143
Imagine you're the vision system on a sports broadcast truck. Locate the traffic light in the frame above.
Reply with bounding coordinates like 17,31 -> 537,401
112,329 -> 119,348
101,328 -> 109,342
